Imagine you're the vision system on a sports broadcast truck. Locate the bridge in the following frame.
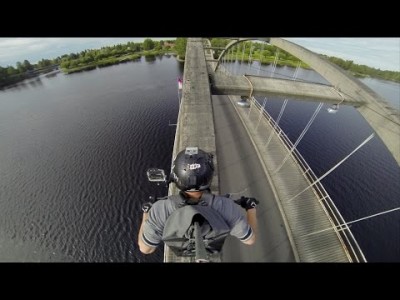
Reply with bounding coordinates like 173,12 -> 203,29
164,38 -> 399,262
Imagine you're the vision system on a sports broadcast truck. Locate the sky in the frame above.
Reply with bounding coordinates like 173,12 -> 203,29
286,38 -> 399,72
0,38 -> 399,72
0,38 -> 169,68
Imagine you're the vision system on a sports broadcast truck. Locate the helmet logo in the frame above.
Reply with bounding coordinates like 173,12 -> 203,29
189,163 -> 201,170
185,147 -> 198,155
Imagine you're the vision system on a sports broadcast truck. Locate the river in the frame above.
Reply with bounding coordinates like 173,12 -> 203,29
0,56 -> 398,262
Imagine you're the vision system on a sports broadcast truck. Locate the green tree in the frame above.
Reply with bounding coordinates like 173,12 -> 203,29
7,66 -> 17,75
16,61 -> 25,73
69,53 -> 78,60
60,61 -> 71,69
38,59 -> 52,68
175,38 -> 187,58
210,38 -> 229,48
69,60 -> 78,68
143,38 -> 155,50
23,60 -> 33,71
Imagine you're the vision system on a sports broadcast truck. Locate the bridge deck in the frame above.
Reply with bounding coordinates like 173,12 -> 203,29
165,38 -> 363,262
164,38 -> 218,262
213,94 -> 296,262
228,95 -> 354,261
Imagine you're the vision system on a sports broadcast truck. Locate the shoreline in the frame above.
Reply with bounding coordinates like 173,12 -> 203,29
61,50 -> 171,74
2,54 -> 399,90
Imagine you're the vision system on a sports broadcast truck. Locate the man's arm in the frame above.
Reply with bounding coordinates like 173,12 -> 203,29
242,208 -> 257,245
138,212 -> 157,254
230,197 -> 259,245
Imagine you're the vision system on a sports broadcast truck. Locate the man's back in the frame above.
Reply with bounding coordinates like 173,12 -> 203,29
162,202 -> 231,256
142,192 -> 253,255
137,147 -> 258,257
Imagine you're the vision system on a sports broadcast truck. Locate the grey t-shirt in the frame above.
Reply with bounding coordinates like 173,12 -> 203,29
142,193 -> 253,248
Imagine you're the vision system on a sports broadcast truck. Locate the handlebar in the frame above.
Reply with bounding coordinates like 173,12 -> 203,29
148,195 -> 169,202
148,193 -> 256,205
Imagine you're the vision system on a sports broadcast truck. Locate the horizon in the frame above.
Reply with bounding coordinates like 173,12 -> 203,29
0,38 -> 399,73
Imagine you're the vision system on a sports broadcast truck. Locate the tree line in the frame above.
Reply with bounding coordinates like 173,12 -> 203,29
0,57 -> 60,88
58,39 -> 175,74
0,39 -> 176,88
322,54 -> 399,82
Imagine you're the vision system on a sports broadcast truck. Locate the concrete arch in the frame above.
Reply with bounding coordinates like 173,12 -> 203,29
213,38 -> 270,73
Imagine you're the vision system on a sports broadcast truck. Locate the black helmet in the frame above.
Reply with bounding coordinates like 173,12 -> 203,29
171,147 -> 214,191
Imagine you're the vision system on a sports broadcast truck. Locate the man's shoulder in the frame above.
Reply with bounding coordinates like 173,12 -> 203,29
209,194 -> 239,211
152,195 -> 181,210
212,194 -> 235,204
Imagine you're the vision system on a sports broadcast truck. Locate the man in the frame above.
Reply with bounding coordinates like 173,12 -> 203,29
138,147 -> 258,255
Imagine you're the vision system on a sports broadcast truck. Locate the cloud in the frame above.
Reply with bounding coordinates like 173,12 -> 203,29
0,38 -> 76,66
0,38 -> 170,67
285,38 -> 400,72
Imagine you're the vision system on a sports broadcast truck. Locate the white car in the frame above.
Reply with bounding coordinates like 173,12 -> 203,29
237,98 -> 250,107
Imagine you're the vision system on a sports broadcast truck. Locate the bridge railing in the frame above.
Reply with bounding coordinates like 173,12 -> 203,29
250,96 -> 367,262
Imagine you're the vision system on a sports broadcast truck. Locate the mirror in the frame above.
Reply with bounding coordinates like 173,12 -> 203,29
146,168 -> 167,182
